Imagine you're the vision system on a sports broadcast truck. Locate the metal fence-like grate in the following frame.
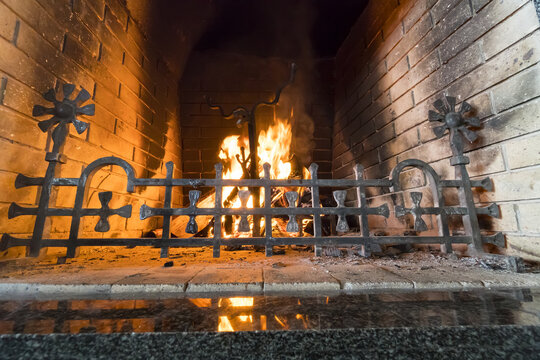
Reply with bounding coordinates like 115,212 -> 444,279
0,85 -> 504,259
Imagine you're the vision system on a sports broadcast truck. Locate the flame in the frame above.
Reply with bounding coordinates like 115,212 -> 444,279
257,119 -> 292,179
217,111 -> 294,236
218,113 -> 293,184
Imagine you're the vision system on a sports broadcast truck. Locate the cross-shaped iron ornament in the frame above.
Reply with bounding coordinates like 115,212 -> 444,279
395,192 -> 429,232
94,192 -> 132,232
237,190 -> 251,233
185,190 -> 202,234
285,191 -> 300,233
333,190 -> 350,232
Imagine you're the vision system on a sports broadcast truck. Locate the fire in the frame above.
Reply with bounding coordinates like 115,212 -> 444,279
218,115 -> 293,182
217,112 -> 295,236
257,120 -> 292,179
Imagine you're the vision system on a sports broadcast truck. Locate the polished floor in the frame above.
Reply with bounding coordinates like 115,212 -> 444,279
0,289 -> 538,334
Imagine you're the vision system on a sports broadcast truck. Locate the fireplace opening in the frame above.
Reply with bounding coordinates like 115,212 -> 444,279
0,0 -> 539,274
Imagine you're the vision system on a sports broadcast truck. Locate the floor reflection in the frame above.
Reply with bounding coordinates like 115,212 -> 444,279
0,289 -> 538,334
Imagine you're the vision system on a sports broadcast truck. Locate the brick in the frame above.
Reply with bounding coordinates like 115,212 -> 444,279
370,21 -> 403,67
332,164 -> 354,180
516,202 -> 540,233
390,51 -> 440,101
491,65 -> 540,113
439,0 -> 529,63
0,203 -> 34,234
371,56 -> 409,99
358,60 -> 387,98
362,90 -> 392,121
505,235 -> 540,262
0,138 -> 47,176
480,2 -> 539,60
2,77 -> 46,117
357,147 -> 379,168
362,123 -> 395,151
466,145 -> 506,177
2,0 -> 64,48
37,0 -> 100,54
477,203 -> 519,232
63,136 -> 110,164
398,136 -> 452,164
16,21 -> 94,90
471,97 -> 540,150
387,12 -> 432,68
380,127 -> 419,160
403,0 -> 430,33
471,0 -> 490,12
0,105 -> 47,149
0,36 -> 55,92
360,0 -> 400,47
414,42 -> 484,104
476,167 -> 540,202
0,1 -> 18,41
82,0 -> 106,19
409,0 -> 472,66
364,156 -> 397,180
430,0 -> 462,25
381,0 -> 413,41
0,171 -> 38,205
94,84 -> 137,127
63,35 -> 118,94
115,120 -> 150,150
505,132 -> 540,170
349,120 -> 376,148
373,91 -> 414,130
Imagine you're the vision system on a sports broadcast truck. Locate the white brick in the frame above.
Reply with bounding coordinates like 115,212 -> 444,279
505,132 -> 540,170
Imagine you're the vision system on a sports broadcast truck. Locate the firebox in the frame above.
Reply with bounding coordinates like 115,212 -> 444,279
0,0 -> 539,265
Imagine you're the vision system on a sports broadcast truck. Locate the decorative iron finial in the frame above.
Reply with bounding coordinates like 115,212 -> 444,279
33,84 -> 94,152
428,96 -> 480,155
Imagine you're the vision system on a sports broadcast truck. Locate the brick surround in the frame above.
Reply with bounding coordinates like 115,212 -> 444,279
333,0 -> 540,260
0,0 -> 182,258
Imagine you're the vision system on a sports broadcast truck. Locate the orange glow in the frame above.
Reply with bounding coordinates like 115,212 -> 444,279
238,315 -> 253,322
274,315 -> 289,329
189,299 -> 212,308
218,316 -> 234,332
226,297 -> 254,307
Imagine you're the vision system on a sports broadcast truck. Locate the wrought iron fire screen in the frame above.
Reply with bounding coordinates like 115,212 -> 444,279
0,84 -> 503,259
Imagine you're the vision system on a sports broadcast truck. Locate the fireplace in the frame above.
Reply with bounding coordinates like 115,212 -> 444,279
0,0 -> 539,265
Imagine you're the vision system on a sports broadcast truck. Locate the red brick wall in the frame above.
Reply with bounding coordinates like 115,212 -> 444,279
179,51 -> 334,202
333,0 -> 540,260
0,0 -> 182,258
